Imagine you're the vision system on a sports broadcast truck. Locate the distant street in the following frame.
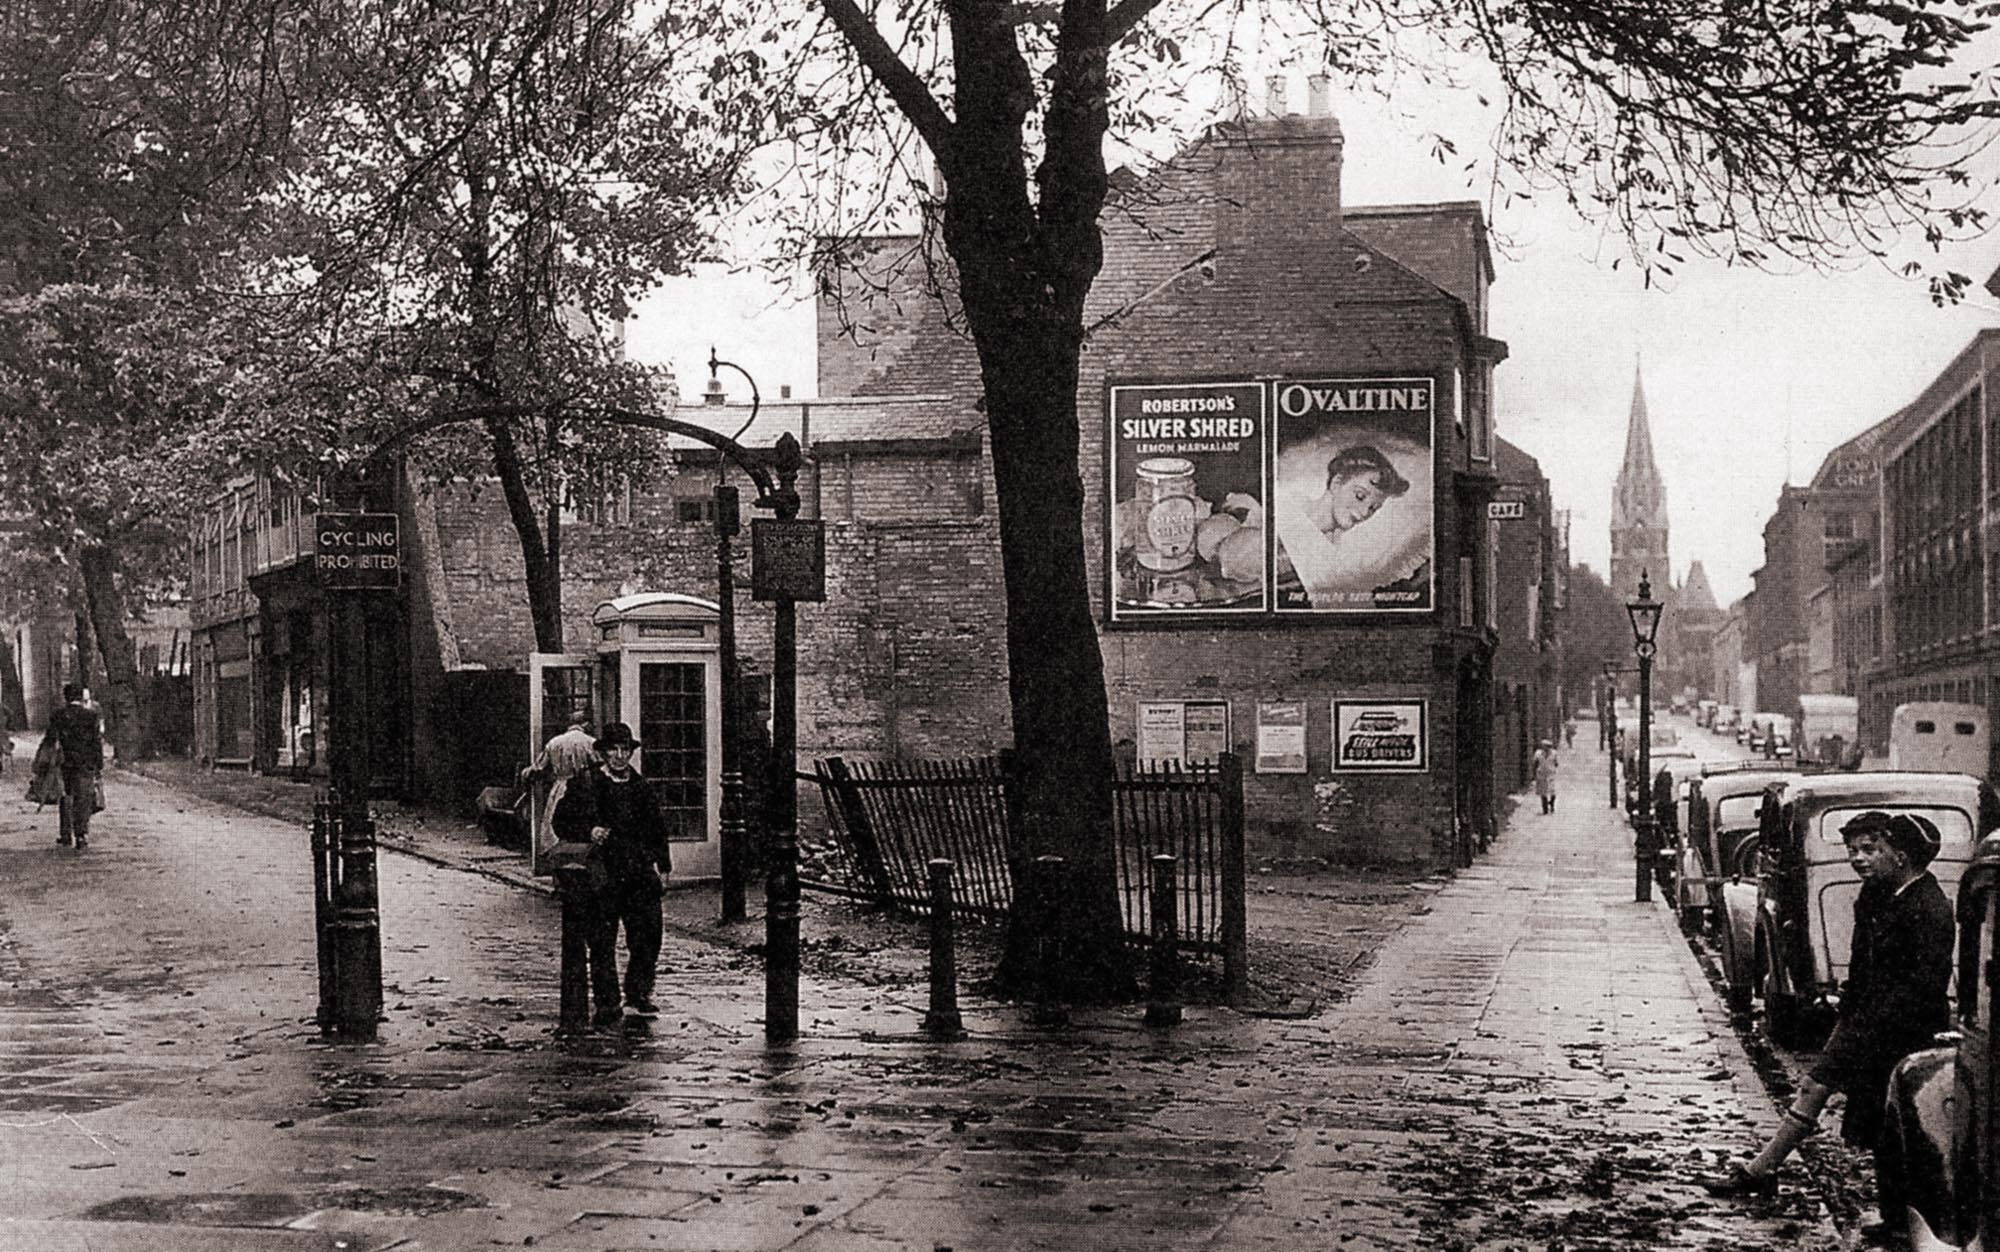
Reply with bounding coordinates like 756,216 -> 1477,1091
0,744 -> 1859,1251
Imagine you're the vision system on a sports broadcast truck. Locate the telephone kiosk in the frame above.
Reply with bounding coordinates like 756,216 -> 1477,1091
528,592 -> 723,879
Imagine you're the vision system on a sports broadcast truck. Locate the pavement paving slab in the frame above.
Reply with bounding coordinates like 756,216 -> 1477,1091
0,744 -> 1849,1250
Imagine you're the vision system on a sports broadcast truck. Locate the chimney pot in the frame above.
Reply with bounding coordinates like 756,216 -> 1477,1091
1265,74 -> 1287,117
780,384 -> 793,399
1307,74 -> 1330,117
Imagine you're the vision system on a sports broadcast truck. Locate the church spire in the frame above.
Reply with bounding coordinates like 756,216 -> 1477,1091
1610,360 -> 1669,603
1612,361 -> 1665,530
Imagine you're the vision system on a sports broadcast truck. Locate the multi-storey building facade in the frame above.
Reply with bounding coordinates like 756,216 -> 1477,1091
189,86 -> 1535,868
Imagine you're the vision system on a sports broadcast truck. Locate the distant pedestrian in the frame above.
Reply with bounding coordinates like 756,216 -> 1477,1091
0,722 -> 12,775
40,683 -> 104,849
1531,740 -> 1559,814
1703,811 -> 1953,1247
550,722 -> 672,1029
522,703 -> 600,855
1563,720 -> 1576,749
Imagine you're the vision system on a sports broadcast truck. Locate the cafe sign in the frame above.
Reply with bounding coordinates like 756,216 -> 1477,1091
315,512 -> 401,590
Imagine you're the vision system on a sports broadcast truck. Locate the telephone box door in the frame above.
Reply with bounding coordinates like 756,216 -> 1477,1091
527,652 -> 595,875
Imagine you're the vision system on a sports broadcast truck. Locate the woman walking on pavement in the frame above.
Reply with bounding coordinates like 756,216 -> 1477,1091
550,722 -> 672,1030
40,682 -> 103,848
1531,739 -> 1559,814
1702,811 -> 1954,1248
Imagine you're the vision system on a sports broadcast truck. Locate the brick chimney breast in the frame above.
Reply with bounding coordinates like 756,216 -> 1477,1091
1214,106 -> 1346,292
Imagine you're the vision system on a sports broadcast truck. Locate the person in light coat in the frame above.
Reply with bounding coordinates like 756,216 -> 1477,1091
1530,739 -> 1559,814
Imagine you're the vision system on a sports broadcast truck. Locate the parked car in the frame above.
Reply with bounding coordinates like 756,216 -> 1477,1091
1730,771 -> 1998,1047
1882,832 -> 2000,1250
1685,767 -> 1802,1008
1716,706 -> 1741,738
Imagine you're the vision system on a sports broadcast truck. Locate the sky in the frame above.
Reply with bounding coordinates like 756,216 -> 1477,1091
623,54 -> 2000,611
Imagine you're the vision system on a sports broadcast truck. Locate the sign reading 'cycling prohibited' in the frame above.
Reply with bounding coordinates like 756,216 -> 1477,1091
315,512 -> 402,590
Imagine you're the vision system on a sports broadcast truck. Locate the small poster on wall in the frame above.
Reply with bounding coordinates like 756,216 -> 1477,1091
1137,699 -> 1231,765
1136,701 -> 1187,765
1255,701 -> 1308,774
1184,701 -> 1229,762
1332,700 -> 1428,772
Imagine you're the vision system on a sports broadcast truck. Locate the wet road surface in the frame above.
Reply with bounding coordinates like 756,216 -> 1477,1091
0,750 -> 1841,1250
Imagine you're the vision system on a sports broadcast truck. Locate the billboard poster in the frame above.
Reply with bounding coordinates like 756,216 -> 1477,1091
1255,700 -> 1308,774
1333,700 -> 1428,772
1108,381 -> 1268,619
1270,378 -> 1435,613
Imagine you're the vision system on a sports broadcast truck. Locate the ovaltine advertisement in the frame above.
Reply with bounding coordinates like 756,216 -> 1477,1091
1270,378 -> 1434,613
1108,381 -> 1268,619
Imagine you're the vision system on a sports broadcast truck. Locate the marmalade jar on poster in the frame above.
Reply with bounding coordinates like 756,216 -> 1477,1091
1108,381 -> 1268,619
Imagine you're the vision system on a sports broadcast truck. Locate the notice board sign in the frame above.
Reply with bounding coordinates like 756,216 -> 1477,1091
315,512 -> 401,590
1136,699 -> 1229,765
752,518 -> 826,602
1255,700 -> 1308,773
1332,699 -> 1428,772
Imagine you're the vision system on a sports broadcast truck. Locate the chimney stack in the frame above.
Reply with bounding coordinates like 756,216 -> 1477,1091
1306,74 -> 1330,117
1265,74 -> 1288,117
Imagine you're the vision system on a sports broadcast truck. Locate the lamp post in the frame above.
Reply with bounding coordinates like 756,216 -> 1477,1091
1602,660 -> 1620,809
707,349 -> 760,926
1626,572 -> 1665,903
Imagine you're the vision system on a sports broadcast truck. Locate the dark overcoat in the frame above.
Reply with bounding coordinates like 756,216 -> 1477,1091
1811,871 -> 1955,1147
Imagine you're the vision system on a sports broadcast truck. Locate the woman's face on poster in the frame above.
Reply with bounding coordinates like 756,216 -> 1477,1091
1329,472 -> 1390,531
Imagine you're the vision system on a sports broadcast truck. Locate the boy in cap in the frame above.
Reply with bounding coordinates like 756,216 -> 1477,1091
1703,810 -> 1954,1247
550,721 -> 673,1027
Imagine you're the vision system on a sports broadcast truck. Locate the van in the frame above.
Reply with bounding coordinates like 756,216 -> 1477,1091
1747,712 -> 1793,757
1794,694 -> 1859,768
1889,701 -> 1990,775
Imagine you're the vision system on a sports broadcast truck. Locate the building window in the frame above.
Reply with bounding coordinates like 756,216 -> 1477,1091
677,497 -> 719,525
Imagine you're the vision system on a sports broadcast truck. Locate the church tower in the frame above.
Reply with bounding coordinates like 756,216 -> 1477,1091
1610,363 -> 1669,602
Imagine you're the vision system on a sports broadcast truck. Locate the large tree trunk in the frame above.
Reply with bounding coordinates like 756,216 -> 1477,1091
935,0 -> 1131,1001
978,325 -> 1132,1000
79,544 -> 145,760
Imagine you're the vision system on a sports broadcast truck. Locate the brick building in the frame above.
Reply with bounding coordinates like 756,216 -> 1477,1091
1490,437 -> 1562,791
188,87 -> 1527,869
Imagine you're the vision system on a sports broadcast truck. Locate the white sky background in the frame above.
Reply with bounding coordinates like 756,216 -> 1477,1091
623,29 -> 2000,609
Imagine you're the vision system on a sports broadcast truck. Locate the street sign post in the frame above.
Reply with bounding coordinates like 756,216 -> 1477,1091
315,512 -> 402,589
314,509 -> 394,1039
752,518 -> 826,602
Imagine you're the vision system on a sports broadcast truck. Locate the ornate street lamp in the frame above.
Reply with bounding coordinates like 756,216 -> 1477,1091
1626,572 -> 1664,903
707,348 -> 760,926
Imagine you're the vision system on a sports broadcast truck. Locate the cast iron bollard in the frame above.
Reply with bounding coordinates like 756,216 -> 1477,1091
1029,854 -> 1070,1028
331,795 -> 383,1040
765,814 -> 801,1044
555,865 -> 593,1035
1144,854 -> 1182,1027
922,859 -> 966,1040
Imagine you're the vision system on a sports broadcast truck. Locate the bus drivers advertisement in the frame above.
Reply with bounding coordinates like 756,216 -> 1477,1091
1108,381 -> 1268,619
